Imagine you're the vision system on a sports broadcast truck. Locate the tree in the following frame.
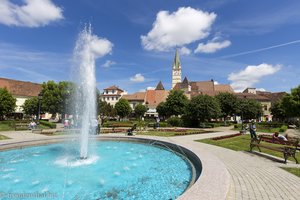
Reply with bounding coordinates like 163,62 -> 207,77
156,102 -> 168,119
185,94 -> 221,124
236,99 -> 263,120
164,90 -> 189,116
41,81 -> 61,117
0,88 -> 16,120
115,99 -> 132,119
134,104 -> 147,119
270,101 -> 286,121
22,97 -> 39,116
280,85 -> 300,118
58,81 -> 76,117
215,92 -> 239,118
97,99 -> 116,123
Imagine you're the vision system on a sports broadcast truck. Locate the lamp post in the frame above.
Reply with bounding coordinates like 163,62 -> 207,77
37,92 -> 43,125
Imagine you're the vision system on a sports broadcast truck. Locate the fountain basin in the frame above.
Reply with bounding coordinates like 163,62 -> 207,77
0,137 -> 201,200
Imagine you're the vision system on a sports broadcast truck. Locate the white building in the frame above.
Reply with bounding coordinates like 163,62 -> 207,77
0,77 -> 42,118
101,85 -> 127,106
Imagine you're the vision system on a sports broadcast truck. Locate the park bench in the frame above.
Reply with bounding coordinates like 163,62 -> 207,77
250,135 -> 299,164
32,129 -> 43,134
14,121 -> 30,130
127,124 -> 137,136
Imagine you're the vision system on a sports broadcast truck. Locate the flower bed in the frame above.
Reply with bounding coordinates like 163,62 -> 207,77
211,133 -> 242,140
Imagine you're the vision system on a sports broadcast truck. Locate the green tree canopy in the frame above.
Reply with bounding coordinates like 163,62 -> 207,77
164,90 -> 189,116
115,99 -> 132,119
156,102 -> 168,119
282,85 -> 300,118
0,88 -> 16,120
58,81 -> 76,116
215,92 -> 239,118
134,104 -> 147,119
41,81 -> 61,116
97,99 -> 116,118
270,101 -> 286,120
185,94 -> 221,123
22,97 -> 39,116
236,99 -> 263,120
41,81 -> 76,117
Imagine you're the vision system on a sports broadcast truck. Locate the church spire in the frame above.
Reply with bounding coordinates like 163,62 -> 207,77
155,81 -> 165,90
172,49 -> 182,89
173,49 -> 181,69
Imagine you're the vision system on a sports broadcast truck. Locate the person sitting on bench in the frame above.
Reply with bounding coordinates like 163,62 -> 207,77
272,132 -> 288,141
127,124 -> 137,136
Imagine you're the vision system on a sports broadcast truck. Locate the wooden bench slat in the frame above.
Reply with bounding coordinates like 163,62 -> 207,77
250,135 -> 299,164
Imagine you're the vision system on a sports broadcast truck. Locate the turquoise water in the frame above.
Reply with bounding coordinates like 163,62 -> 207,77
0,141 -> 192,200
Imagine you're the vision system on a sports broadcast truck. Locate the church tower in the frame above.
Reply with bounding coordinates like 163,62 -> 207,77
172,49 -> 182,89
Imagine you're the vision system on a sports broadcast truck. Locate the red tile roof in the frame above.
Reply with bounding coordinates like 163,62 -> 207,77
235,93 -> 270,101
104,85 -> 124,92
145,90 -> 169,108
0,77 -> 41,97
122,92 -> 146,101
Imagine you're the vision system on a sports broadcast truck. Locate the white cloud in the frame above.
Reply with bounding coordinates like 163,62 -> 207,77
89,35 -> 113,59
179,47 -> 191,55
147,86 -> 155,90
75,26 -> 113,59
195,40 -> 231,53
141,7 -> 216,51
256,88 -> 266,92
101,60 -> 116,68
0,0 -> 63,27
214,81 -> 219,85
228,63 -> 281,92
130,73 -> 145,82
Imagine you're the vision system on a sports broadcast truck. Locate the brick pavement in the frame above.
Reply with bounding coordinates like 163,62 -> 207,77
1,130 -> 300,199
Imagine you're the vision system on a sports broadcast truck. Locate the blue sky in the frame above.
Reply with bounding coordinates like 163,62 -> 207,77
0,0 -> 300,93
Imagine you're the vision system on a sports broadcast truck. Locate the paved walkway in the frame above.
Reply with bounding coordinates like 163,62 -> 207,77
1,130 -> 300,200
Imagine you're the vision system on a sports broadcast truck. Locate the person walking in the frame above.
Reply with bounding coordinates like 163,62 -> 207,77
249,121 -> 257,139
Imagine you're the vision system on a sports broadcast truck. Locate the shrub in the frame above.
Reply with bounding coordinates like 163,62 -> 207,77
279,125 -> 288,132
167,117 -> 183,127
159,122 -> 168,127
103,121 -> 133,127
40,120 -> 56,129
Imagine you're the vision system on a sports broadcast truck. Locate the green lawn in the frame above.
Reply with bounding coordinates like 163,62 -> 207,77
198,135 -> 300,162
137,131 -> 179,137
0,134 -> 10,140
0,121 -> 15,131
281,167 -> 300,177
137,130 -> 212,137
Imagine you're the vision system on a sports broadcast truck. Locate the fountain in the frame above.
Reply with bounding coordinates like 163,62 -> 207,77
0,25 -> 201,200
73,25 -> 97,159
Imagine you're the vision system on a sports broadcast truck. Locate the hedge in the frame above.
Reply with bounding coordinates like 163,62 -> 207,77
40,120 -> 56,129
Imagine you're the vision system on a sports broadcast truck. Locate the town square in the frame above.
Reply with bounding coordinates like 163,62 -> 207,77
0,0 -> 300,199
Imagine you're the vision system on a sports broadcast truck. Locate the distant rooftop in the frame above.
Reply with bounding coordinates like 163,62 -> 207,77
0,77 -> 41,97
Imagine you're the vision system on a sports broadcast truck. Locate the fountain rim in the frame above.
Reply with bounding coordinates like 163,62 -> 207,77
0,135 -> 230,199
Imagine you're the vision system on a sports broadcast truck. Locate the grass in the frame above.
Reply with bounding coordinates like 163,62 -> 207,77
0,122 -> 13,131
197,134 -> 300,162
0,134 -> 10,140
281,167 -> 300,177
137,130 -> 212,137
137,131 -> 179,137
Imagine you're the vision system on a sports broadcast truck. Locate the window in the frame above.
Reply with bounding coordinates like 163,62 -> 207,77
112,90 -> 115,94
264,105 -> 268,111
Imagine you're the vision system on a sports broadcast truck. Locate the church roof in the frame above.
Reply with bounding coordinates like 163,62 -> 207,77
155,81 -> 165,90
173,49 -> 181,69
